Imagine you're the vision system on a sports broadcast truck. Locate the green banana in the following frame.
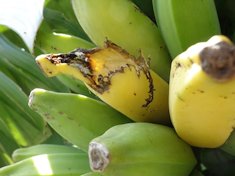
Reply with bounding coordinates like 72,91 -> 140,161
71,0 -> 171,81
12,144 -> 84,162
169,35 -> 235,148
88,122 -> 197,176
153,0 -> 221,59
35,42 -> 170,124
35,21 -> 94,54
0,153 -> 91,176
28,88 -> 132,152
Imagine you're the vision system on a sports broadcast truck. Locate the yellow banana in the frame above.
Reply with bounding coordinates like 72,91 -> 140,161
35,41 -> 170,124
169,35 -> 235,148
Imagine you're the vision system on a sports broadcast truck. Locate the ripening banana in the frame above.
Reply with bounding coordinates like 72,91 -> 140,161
169,35 -> 235,148
35,21 -> 97,97
88,122 -> 197,176
12,144 -> 84,162
28,88 -> 132,152
0,153 -> 91,176
153,0 -> 221,59
71,0 -> 171,81
35,41 -> 170,124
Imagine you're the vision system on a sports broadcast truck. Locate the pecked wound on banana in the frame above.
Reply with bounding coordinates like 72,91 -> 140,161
169,35 -> 235,148
36,41 -> 169,124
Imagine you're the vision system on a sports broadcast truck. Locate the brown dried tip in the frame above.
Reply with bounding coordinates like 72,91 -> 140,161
199,41 -> 235,81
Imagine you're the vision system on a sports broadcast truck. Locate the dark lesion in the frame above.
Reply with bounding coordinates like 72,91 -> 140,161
199,41 -> 235,81
43,41 -> 155,106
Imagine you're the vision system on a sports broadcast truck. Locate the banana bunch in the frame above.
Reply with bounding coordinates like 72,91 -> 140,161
2,0 -> 235,175
0,144 -> 91,176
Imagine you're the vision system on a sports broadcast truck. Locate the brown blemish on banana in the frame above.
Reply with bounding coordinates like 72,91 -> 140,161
199,41 -> 235,81
44,40 -> 154,107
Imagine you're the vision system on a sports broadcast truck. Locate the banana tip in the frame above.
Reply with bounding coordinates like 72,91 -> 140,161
88,142 -> 110,172
28,88 -> 46,108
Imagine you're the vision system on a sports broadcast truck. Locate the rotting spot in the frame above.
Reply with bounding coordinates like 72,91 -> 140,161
188,57 -> 194,65
197,89 -> 204,93
176,62 -> 182,69
43,41 -> 155,106
199,41 -> 235,81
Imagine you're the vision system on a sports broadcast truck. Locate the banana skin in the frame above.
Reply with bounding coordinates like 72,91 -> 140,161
88,122 -> 197,176
169,35 -> 235,148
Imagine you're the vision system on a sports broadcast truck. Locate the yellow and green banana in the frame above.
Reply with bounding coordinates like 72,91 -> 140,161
153,0 -> 221,59
71,0 -> 171,81
28,88 -> 132,152
169,35 -> 235,148
35,42 -> 170,124
35,19 -> 98,97
89,122 -> 196,176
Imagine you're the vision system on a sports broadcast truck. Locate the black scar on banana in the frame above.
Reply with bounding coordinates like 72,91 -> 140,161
199,41 -> 235,81
43,41 -> 154,107
36,40 -> 170,124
